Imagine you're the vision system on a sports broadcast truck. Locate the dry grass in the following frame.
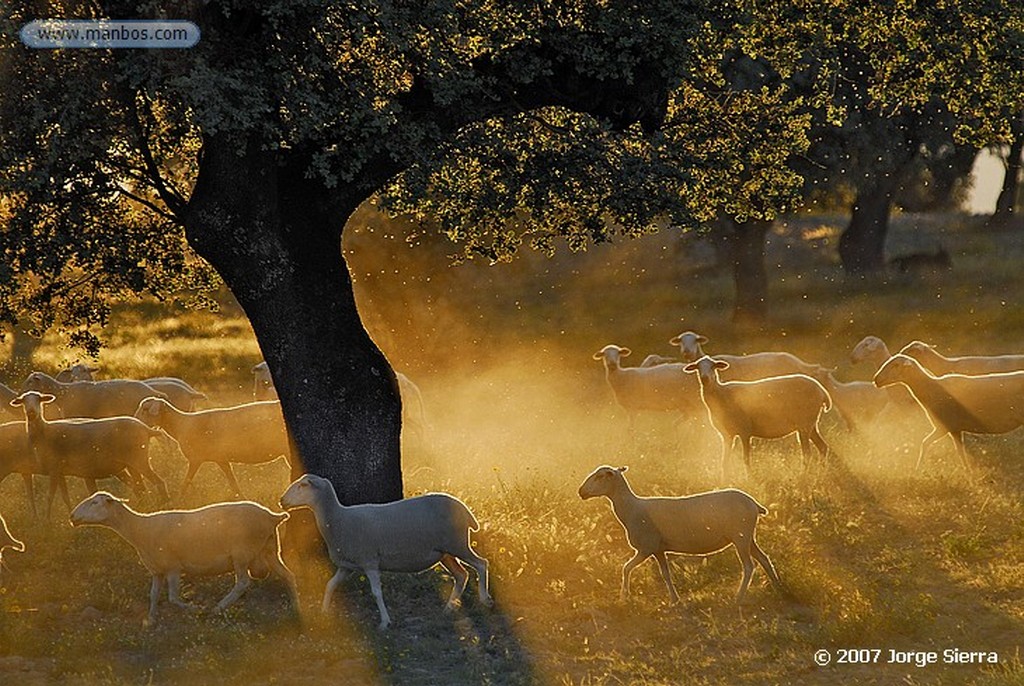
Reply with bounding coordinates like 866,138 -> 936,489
2,212 -> 1024,684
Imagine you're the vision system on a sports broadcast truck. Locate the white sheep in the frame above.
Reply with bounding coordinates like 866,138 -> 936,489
252,360 -> 428,437
22,372 -> 166,419
639,354 -> 679,368
849,335 -> 894,370
873,354 -> 1024,469
70,492 -> 296,624
279,474 -> 491,630
899,341 -> 1024,376
57,365 -> 206,411
11,391 -> 170,517
683,356 -> 832,474
0,512 -> 25,587
592,345 -> 703,431
669,330 -> 827,381
134,397 -> 290,497
809,370 -> 889,432
578,465 -> 782,604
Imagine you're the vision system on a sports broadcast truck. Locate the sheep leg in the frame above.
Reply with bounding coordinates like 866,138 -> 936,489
136,462 -> 169,502
798,432 -> 812,464
47,474 -> 71,519
620,550 -> 649,600
20,473 -> 37,518
949,432 -> 972,471
167,572 -> 200,612
364,567 -> 392,630
262,547 -> 299,607
147,575 -> 164,625
321,568 -> 349,612
809,427 -> 830,461
740,436 -> 753,470
178,461 -> 202,496
653,552 -> 680,603
716,433 -> 729,480
84,477 -> 99,495
453,546 -> 493,607
733,544 -> 756,605
215,462 -> 243,498
213,561 -> 252,613
439,554 -> 470,611
750,539 -> 783,591
916,428 -> 948,470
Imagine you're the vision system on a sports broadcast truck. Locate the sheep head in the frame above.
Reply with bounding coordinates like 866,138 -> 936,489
10,391 -> 56,422
873,354 -> 923,388
134,396 -> 170,424
280,474 -> 334,510
669,330 -> 708,363
578,465 -> 627,500
21,372 -> 57,393
850,336 -> 885,364
70,492 -> 126,527
683,356 -> 729,382
592,345 -> 631,364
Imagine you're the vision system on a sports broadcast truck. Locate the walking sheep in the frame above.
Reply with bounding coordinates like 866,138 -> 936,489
899,341 -> 1024,376
279,474 -> 491,630
669,330 -> 827,380
592,345 -> 703,432
578,465 -> 782,604
70,492 -> 296,625
684,356 -> 832,475
873,354 -> 1024,469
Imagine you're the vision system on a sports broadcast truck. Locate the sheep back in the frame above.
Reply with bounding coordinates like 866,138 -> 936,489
627,489 -> 766,556
705,374 -> 830,438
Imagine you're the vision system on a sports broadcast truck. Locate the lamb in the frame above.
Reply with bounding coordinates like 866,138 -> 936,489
899,341 -> 1024,376
683,356 -> 832,474
669,330 -> 827,381
279,474 -> 491,630
134,397 -> 289,496
0,421 -> 37,515
592,345 -> 703,430
0,512 -> 25,588
849,335 -> 893,370
578,465 -> 782,604
252,360 -> 428,436
70,491 -> 296,625
57,365 -> 206,411
11,391 -> 170,517
809,370 -> 889,432
873,354 -> 1024,469
22,372 -> 166,419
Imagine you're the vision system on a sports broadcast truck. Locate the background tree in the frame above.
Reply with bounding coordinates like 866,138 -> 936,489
992,111 -> 1024,224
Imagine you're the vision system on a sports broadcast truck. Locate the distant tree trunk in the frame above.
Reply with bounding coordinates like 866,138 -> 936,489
1,323 -> 42,381
723,217 -> 770,324
992,113 -> 1024,223
839,176 -> 898,277
185,133 -> 403,505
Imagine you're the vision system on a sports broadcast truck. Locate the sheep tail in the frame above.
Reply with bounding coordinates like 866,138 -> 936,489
462,504 -> 480,532
820,387 -> 833,412
756,502 -> 769,516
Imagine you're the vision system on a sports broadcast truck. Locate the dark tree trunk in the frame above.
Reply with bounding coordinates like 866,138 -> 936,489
993,114 -> 1024,223
839,178 -> 897,277
2,324 -> 42,381
723,218 -> 770,324
185,133 -> 402,505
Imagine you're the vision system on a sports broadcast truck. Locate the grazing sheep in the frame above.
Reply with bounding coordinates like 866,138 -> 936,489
684,356 -> 832,474
639,354 -> 679,368
899,341 -> 1024,376
849,335 -> 894,370
279,474 -> 491,630
0,512 -> 25,587
134,397 -> 289,497
809,370 -> 889,432
70,492 -> 296,624
22,372 -> 166,419
252,360 -> 428,436
578,465 -> 782,604
669,331 -> 827,381
0,383 -> 20,419
873,354 -> 1024,469
592,345 -> 703,431
11,391 -> 170,517
57,365 -> 205,411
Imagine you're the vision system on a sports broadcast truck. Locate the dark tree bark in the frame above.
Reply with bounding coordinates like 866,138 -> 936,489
839,175 -> 899,277
992,114 -> 1024,223
185,133 -> 403,504
723,218 -> 770,324
1,324 -> 42,381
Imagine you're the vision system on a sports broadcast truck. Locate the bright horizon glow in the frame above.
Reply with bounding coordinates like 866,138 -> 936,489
966,148 -> 1005,215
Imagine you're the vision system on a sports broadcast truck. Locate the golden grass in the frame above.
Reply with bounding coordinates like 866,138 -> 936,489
1,211 -> 1024,684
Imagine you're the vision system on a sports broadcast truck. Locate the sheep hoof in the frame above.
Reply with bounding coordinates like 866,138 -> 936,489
480,595 -> 494,609
378,620 -> 390,631
443,601 -> 458,614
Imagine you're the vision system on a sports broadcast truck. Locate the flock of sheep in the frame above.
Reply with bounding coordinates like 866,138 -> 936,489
1,327 -> 1023,631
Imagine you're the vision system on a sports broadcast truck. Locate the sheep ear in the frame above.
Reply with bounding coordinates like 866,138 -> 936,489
682,362 -> 698,372
616,466 -> 628,473
669,335 -> 681,345
619,348 -> 631,357
592,351 -> 605,360
714,360 -> 730,370
41,393 -> 56,403
697,335 -> 708,344
9,397 -> 22,407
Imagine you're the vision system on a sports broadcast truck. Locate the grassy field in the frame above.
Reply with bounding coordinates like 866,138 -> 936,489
2,211 -> 1024,685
